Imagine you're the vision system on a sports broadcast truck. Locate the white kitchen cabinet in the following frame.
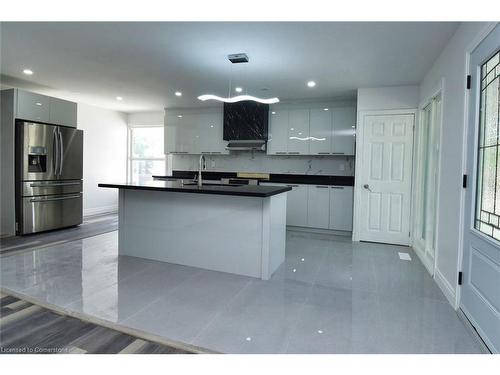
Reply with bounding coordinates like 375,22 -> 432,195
332,107 -> 356,155
307,185 -> 330,229
164,109 -> 227,155
197,111 -> 228,155
287,109 -> 310,155
49,97 -> 77,128
261,181 -> 353,231
164,113 -> 191,154
329,186 -> 353,231
309,108 -> 332,155
287,184 -> 308,226
16,90 -> 77,127
267,110 -> 289,155
16,90 -> 50,123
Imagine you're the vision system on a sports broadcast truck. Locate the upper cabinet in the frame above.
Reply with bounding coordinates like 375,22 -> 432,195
49,97 -> 77,128
267,103 -> 356,156
16,89 -> 77,128
164,108 -> 228,155
16,90 -> 50,123
332,106 -> 356,155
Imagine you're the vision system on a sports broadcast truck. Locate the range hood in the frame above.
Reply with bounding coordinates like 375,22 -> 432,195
226,140 -> 266,151
223,101 -> 269,151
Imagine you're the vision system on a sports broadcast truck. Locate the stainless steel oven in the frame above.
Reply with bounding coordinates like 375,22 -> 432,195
15,121 -> 83,235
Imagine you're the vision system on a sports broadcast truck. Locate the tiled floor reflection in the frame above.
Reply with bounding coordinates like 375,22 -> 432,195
0,230 -> 484,354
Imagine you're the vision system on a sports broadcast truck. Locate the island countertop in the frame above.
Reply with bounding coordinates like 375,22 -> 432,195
98,180 -> 292,198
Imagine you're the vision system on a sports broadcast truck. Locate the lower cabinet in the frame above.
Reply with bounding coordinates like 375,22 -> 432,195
307,185 -> 330,229
261,182 -> 353,232
286,184 -> 308,227
329,186 -> 354,231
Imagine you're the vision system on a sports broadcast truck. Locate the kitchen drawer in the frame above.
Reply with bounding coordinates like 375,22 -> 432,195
19,193 -> 82,234
21,180 -> 82,197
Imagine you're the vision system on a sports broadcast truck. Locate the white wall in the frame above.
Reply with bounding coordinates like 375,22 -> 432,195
78,103 -> 127,216
418,22 -> 496,307
128,111 -> 163,126
357,85 -> 419,111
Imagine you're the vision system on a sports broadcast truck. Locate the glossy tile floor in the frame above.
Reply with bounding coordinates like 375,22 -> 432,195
0,230 -> 484,353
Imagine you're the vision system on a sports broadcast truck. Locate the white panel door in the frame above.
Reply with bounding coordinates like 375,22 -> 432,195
461,24 -> 500,353
330,186 -> 353,231
359,114 -> 414,245
332,106 -> 356,155
309,108 -> 332,155
267,109 -> 289,155
307,185 -> 330,228
287,109 -> 310,155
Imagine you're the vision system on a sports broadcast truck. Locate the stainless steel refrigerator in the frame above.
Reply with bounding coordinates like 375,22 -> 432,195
15,121 -> 83,235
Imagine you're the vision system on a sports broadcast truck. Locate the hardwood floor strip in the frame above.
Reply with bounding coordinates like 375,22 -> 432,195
5,300 -> 31,310
0,304 -> 42,326
118,339 -> 147,354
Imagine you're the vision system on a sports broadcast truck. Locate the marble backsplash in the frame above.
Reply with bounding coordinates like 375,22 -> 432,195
170,152 -> 355,176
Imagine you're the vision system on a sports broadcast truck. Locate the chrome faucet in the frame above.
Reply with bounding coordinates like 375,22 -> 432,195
197,154 -> 206,187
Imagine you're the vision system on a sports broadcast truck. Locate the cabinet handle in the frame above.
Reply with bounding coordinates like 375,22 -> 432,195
211,152 -> 221,154
330,186 -> 345,189
172,151 -> 188,154
287,185 -> 299,187
201,152 -> 211,154
331,152 -> 345,155
315,185 -> 328,188
288,152 -> 300,155
276,152 -> 287,155
318,152 -> 330,155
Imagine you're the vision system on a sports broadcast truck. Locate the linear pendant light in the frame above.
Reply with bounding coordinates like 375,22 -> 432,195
198,53 -> 279,105
198,94 -> 279,104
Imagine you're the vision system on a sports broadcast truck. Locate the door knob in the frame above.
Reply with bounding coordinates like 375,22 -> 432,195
363,184 -> 373,192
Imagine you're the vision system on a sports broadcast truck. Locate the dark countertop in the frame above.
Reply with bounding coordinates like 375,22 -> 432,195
98,180 -> 291,198
153,170 -> 355,187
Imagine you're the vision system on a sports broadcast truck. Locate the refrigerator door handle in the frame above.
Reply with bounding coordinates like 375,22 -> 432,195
29,194 -> 81,203
58,128 -> 64,176
53,127 -> 59,175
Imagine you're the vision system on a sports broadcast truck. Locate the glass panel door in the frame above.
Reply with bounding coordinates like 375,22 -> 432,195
475,50 -> 500,240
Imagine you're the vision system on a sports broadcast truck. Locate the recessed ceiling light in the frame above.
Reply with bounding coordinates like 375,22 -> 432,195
35,102 -> 42,106
177,115 -> 183,118
175,91 -> 182,97
307,81 -> 316,88
116,96 -> 123,101
23,69 -> 33,75
317,330 -> 324,334
292,268 -> 297,273
323,108 -> 329,111
245,337 -> 252,342
271,111 -> 276,115
235,87 -> 243,93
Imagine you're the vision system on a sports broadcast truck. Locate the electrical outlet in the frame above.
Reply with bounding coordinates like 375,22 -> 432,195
339,164 -> 345,171
211,159 -> 216,168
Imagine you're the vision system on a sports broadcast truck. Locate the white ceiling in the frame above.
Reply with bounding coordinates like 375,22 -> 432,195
0,22 -> 459,113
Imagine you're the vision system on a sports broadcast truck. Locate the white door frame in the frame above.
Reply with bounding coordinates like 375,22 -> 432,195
353,108 -> 417,243
412,79 -> 445,275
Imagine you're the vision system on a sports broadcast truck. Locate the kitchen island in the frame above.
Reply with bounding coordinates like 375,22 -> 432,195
99,180 -> 291,280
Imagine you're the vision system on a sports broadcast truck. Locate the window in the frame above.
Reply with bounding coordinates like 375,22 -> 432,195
128,126 -> 165,184
475,50 -> 500,240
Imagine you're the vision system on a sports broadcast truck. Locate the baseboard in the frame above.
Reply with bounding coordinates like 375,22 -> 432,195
458,306 -> 494,354
412,243 -> 435,276
434,267 -> 457,308
83,205 -> 118,217
287,225 -> 352,237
